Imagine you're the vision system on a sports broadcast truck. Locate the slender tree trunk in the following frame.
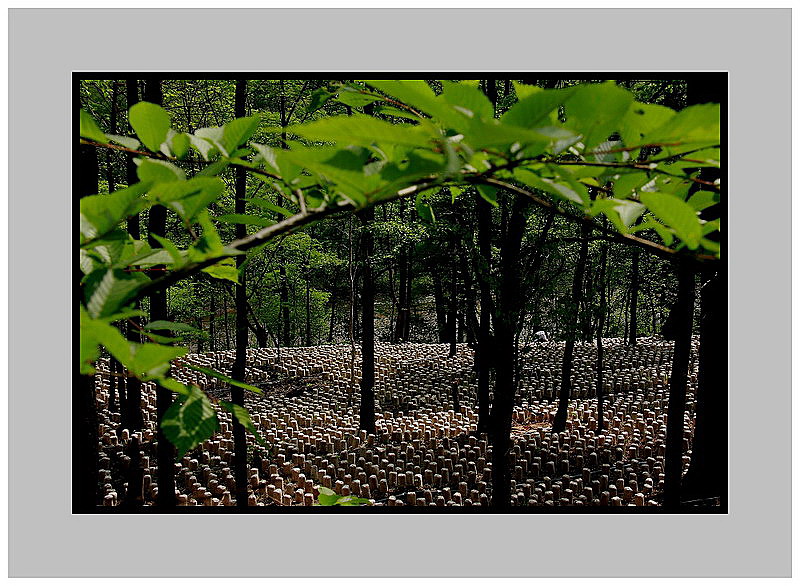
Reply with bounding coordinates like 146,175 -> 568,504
222,291 -> 231,350
432,270 -> 448,343
629,249 -> 640,345
122,77 -> 143,433
105,81 -> 121,415
327,294 -> 336,343
663,259 -> 695,508
209,285 -> 217,352
230,79 -> 250,507
476,79 -> 497,436
358,208 -> 376,434
280,265 -> 290,346
144,78 -> 176,510
490,194 -> 529,508
76,94 -> 100,511
305,258 -> 312,346
448,250 -> 458,358
596,241 -> 609,432
552,222 -> 591,433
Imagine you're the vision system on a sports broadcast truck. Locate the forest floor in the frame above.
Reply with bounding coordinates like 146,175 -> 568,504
94,336 -> 708,508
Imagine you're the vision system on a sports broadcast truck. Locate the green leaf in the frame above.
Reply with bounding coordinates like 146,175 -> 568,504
317,486 -> 340,506
80,182 -> 149,243
286,114 -> 433,148
81,311 -> 135,367
415,193 -> 435,223
129,343 -> 187,379
250,197 -> 293,218
202,257 -> 239,283
564,82 -> 634,151
618,102 -> 676,148
439,81 -> 494,120
306,87 -> 335,114
639,192 -> 702,249
136,158 -> 186,184
151,234 -> 185,266
336,87 -> 381,108
170,132 -> 190,159
512,81 -> 542,101
80,110 -> 108,143
501,87 -> 577,129
644,103 -> 720,147
219,401 -> 269,447
223,115 -> 261,152
84,268 -> 149,318
106,133 -> 140,150
185,364 -> 263,394
144,320 -> 204,334
161,385 -> 219,457
514,168 -> 588,206
361,80 -> 445,119
128,101 -> 172,152
476,184 -> 498,207
150,177 -> 226,222
687,190 -> 719,211
216,213 -> 276,227
189,133 -> 218,160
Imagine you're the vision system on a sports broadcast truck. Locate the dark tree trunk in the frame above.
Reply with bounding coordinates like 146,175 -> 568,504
629,249 -> 640,345
490,194 -> 529,509
448,251 -> 458,358
394,200 -> 412,343
552,222 -> 591,433
144,78 -> 176,510
476,79 -> 497,437
681,270 -> 724,504
222,291 -> 231,350
305,258 -> 312,347
327,294 -> 336,343
663,259 -> 695,508
76,92 -> 100,511
230,79 -> 250,507
280,264 -> 290,346
681,75 -> 725,506
596,242 -> 609,432
432,270 -> 448,343
358,207 -> 376,434
106,81 -> 120,415
209,285 -> 217,352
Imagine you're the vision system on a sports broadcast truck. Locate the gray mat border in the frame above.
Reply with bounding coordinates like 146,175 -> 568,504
8,7 -> 791,578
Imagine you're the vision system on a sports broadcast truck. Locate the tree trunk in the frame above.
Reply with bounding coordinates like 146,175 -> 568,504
230,78 -> 250,507
629,249 -> 640,345
681,270 -> 724,504
305,258 -> 312,347
280,264 -> 290,346
476,80 -> 497,437
552,222 -> 591,433
596,241 -> 609,432
663,259 -> 695,508
490,194 -> 529,509
432,270 -> 448,343
76,91 -> 100,511
121,77 -> 144,433
327,294 -> 336,343
144,78 -> 176,510
681,75 -> 725,506
448,251 -> 458,358
358,208 -> 376,434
